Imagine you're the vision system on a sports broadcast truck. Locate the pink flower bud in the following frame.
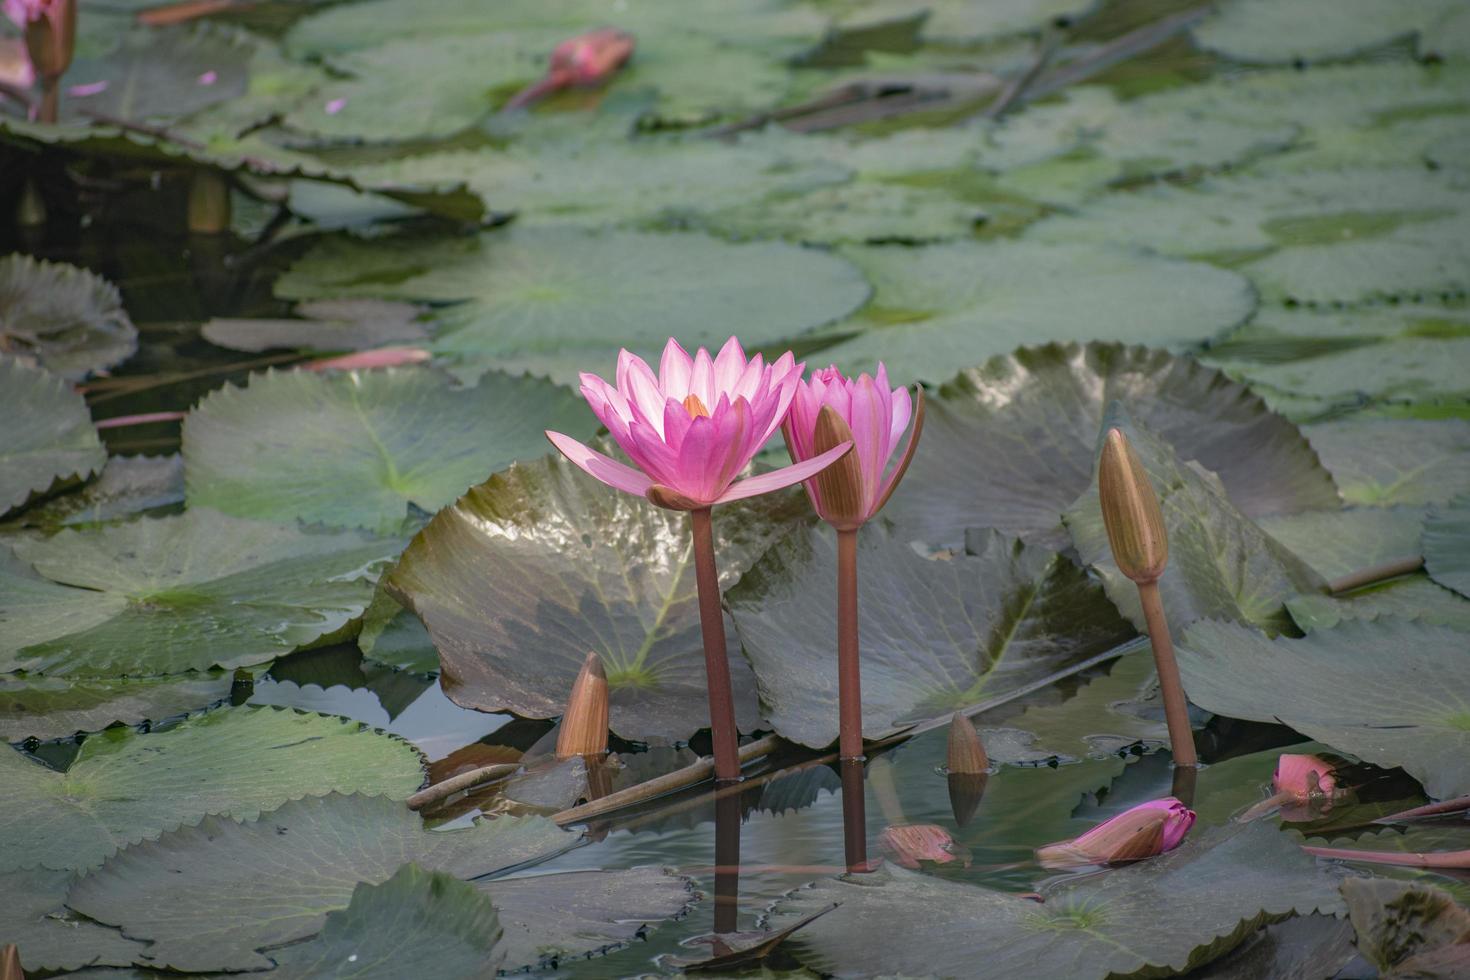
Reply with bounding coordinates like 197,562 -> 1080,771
549,27 -> 635,86
878,824 -> 971,870
1273,753 -> 1337,802
1036,797 -> 1195,869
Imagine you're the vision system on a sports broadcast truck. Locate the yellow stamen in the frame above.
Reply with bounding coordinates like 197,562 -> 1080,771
683,394 -> 710,418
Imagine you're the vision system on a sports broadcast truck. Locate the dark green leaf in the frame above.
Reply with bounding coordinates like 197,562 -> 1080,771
0,255 -> 136,379
0,357 -> 105,515
0,671 -> 233,741
1424,497 -> 1470,599
0,868 -> 144,973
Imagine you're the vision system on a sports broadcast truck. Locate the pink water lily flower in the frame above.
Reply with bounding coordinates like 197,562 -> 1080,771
1036,797 -> 1196,869
783,363 -> 923,529
547,337 -> 852,510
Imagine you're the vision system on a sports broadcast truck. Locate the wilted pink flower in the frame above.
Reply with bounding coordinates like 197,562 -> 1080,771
1036,797 -> 1196,869
504,27 -> 634,110
782,363 -> 922,529
879,824 -> 971,870
548,338 -> 851,509
1274,753 -> 1337,802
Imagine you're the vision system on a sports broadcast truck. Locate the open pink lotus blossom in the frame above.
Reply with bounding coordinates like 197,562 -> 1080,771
783,363 -> 922,529
1036,797 -> 1196,869
547,337 -> 851,510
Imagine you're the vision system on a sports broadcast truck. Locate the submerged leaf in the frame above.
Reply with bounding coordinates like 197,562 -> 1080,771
0,705 -> 424,872
728,523 -> 1135,748
0,358 -> 105,516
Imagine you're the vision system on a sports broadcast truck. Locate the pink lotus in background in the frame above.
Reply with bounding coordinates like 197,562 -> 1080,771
547,337 -> 851,510
1036,797 -> 1196,869
782,363 -> 923,529
505,27 -> 635,110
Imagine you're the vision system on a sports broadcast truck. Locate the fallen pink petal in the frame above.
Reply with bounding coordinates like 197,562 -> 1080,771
197,70 -> 217,85
66,78 -> 106,96
324,97 -> 347,114
879,825 -> 971,870
302,346 -> 430,372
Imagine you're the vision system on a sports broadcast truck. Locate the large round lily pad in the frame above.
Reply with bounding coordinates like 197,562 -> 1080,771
64,25 -> 250,122
727,523 -> 1135,748
0,671 -> 234,741
0,358 -> 105,516
882,343 -> 1339,548
1192,0 -> 1459,64
0,255 -> 136,379
1258,507 -> 1426,582
0,867 -> 145,973
1306,419 -> 1470,507
183,366 -> 592,535
810,241 -> 1255,383
839,0 -> 1094,42
0,705 -> 424,872
1065,411 -> 1326,635
1179,617 -> 1470,799
768,822 -> 1342,979
0,509 -> 397,675
67,793 -> 574,972
275,226 -> 871,386
1424,497 -> 1470,599
387,451 -> 806,740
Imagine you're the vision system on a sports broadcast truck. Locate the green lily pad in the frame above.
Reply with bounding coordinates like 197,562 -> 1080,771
387,451 -> 805,740
1286,576 -> 1470,632
727,524 -> 1135,748
1202,303 -> 1470,372
702,179 -> 986,245
269,864 -> 505,978
275,226 -> 871,387
6,453 -> 184,529
0,509 -> 397,675
64,25 -> 250,122
201,300 -> 428,354
0,671 -> 234,741
0,868 -> 144,973
1065,411 -> 1327,635
884,343 -> 1339,548
1307,419 -> 1470,507
1026,168 -> 1470,305
0,254 -> 137,379
839,0 -> 1094,42
357,589 -> 439,674
183,366 -> 592,535
0,358 -> 105,516
1210,337 -> 1470,411
1424,497 -> 1470,598
0,705 -> 424,872
1179,617 -> 1470,799
67,793 -> 574,972
768,822 -> 1343,979
1258,507 -> 1426,581
281,34 -> 552,144
1192,0 -> 1459,64
810,241 -> 1255,384
616,28 -> 800,127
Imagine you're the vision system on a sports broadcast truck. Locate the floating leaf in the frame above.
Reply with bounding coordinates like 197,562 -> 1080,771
0,255 -> 137,379
1287,577 -> 1470,633
183,366 -> 591,535
0,509 -> 396,675
0,358 -> 105,515
810,241 -> 1255,383
0,705 -> 424,872
1424,497 -> 1470,599
1187,914 -> 1358,980
388,451 -> 803,740
0,868 -> 144,973
5,453 -> 183,529
1065,412 -> 1327,634
1193,0 -> 1460,64
839,0 -> 1092,42
884,343 -> 1338,548
728,524 -> 1135,748
702,180 -> 985,245
1179,618 -> 1470,799
275,227 -> 871,387
0,671 -> 233,741
357,589 -> 439,674
1258,507 -> 1426,581
1342,878 -> 1470,976
1027,168 -> 1470,305
768,822 -> 1342,979
201,301 -> 428,354
67,793 -> 574,972
1307,419 -> 1470,507
64,25 -> 250,122
1210,336 -> 1470,411
269,864 -> 505,978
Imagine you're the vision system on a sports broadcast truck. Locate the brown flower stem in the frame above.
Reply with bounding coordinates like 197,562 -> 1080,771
39,75 -> 59,123
1327,556 -> 1424,595
839,758 -> 871,872
1301,845 -> 1470,869
690,507 -> 742,783
1170,760 -> 1198,808
1377,794 -> 1470,824
1137,580 -> 1197,768
836,527 -> 864,762
713,789 -> 742,934
406,762 -> 521,811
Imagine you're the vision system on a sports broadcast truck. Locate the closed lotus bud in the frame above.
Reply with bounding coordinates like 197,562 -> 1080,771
550,27 -> 635,86
1098,427 -> 1168,584
1240,753 -> 1340,822
1,943 -> 21,980
810,406 -> 866,530
946,711 -> 988,776
555,652 -> 609,759
879,824 -> 972,870
1036,797 -> 1195,869
7,0 -> 75,80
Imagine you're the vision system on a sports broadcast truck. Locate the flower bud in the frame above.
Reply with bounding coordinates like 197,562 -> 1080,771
10,0 -> 75,81
550,28 -> 635,86
1036,797 -> 1195,869
1098,427 -> 1168,584
0,943 -> 21,980
555,652 -> 609,759
879,824 -> 971,870
810,405 -> 866,530
946,711 -> 988,776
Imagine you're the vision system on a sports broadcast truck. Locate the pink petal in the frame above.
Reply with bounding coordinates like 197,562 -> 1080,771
887,382 -> 913,448
689,346 -> 716,408
325,97 -> 347,115
672,414 -> 724,502
712,336 -> 747,393
659,338 -> 693,397
67,80 -> 109,97
619,352 -> 667,438
546,431 -> 652,497
626,416 -> 683,486
714,441 -> 852,505
198,70 -> 218,85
